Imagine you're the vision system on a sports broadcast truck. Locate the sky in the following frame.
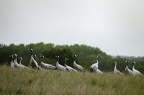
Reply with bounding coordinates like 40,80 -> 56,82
0,0 -> 144,57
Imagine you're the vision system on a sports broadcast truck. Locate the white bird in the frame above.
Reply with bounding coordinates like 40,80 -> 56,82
64,58 -> 77,72
13,54 -> 26,69
19,57 -> 29,69
55,56 -> 67,71
9,55 -> 15,68
125,61 -> 134,75
29,49 -> 42,70
132,62 -> 142,76
114,61 -> 122,75
40,56 -> 56,70
96,68 -> 103,74
90,56 -> 100,73
73,55 -> 84,72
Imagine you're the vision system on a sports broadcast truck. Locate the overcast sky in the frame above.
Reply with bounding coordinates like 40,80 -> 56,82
0,0 -> 144,57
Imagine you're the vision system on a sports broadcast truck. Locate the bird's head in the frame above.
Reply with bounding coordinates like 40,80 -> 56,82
29,48 -> 33,51
133,62 -> 136,65
55,56 -> 60,62
125,60 -> 128,65
40,55 -> 44,59
33,54 -> 36,58
73,55 -> 77,58
19,57 -> 22,60
65,58 -> 69,61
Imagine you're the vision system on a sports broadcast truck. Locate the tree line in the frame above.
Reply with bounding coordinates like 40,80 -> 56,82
0,42 -> 144,73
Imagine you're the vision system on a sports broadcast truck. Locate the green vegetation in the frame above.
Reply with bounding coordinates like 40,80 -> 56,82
0,65 -> 144,95
0,42 -> 144,73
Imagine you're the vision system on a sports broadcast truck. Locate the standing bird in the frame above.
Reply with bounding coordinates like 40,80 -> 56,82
13,54 -> 27,69
125,61 -> 134,75
73,55 -> 84,72
29,49 -> 42,70
19,57 -> 29,69
9,55 -> 15,68
114,61 -> 122,75
40,56 -> 56,70
90,56 -> 100,72
132,62 -> 142,76
55,56 -> 67,71
64,58 -> 77,72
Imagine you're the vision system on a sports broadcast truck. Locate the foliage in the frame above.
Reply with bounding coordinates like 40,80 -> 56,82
0,42 -> 144,72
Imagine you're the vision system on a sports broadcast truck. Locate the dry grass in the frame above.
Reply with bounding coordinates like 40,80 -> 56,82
0,65 -> 144,95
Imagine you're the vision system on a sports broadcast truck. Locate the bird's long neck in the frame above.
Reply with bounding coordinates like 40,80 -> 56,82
114,63 -> 117,69
19,59 -> 22,64
132,64 -> 135,69
65,60 -> 67,65
30,50 -> 33,55
96,60 -> 99,64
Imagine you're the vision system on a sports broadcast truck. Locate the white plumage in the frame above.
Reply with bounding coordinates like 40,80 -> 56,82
19,57 -> 29,69
56,56 -> 67,71
64,58 -> 77,72
9,55 -> 15,68
125,61 -> 134,75
73,55 -> 84,71
90,56 -> 99,72
40,56 -> 56,70
29,49 -> 42,70
90,56 -> 103,74
132,62 -> 142,76
114,61 -> 122,75
13,54 -> 27,69
96,69 -> 103,74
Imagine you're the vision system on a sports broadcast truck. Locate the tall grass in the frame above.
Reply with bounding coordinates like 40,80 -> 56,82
0,65 -> 144,95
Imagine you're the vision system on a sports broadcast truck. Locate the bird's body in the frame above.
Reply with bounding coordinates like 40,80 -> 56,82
29,49 -> 42,70
19,57 -> 28,69
73,55 -> 84,71
114,61 -> 122,75
56,56 -> 67,71
90,56 -> 102,74
125,66 -> 134,75
90,60 -> 98,73
9,55 -> 15,68
132,62 -> 142,76
13,54 -> 26,69
40,56 -> 56,70
73,61 -> 84,71
96,69 -> 103,74
64,58 -> 77,72
125,61 -> 134,75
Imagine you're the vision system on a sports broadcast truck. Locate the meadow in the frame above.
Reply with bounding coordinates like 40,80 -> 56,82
0,65 -> 144,95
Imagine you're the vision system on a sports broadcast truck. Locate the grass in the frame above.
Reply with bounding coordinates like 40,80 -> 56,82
0,65 -> 144,95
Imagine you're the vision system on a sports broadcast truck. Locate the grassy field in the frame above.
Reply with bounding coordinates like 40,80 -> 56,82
0,65 -> 144,95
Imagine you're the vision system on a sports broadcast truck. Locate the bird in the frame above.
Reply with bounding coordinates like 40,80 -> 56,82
125,61 -> 134,75
40,55 -> 56,70
73,55 -> 84,72
96,68 -> 103,74
90,56 -> 100,73
13,54 -> 27,69
132,62 -> 142,76
29,49 -> 42,70
29,49 -> 37,68
114,61 -> 122,75
64,58 -> 77,72
19,57 -> 29,69
55,56 -> 67,71
9,55 -> 15,68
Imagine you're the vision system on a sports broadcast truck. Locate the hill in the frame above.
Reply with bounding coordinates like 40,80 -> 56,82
0,65 -> 144,95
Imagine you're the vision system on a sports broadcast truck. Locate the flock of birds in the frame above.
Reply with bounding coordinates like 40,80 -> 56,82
9,49 -> 142,76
